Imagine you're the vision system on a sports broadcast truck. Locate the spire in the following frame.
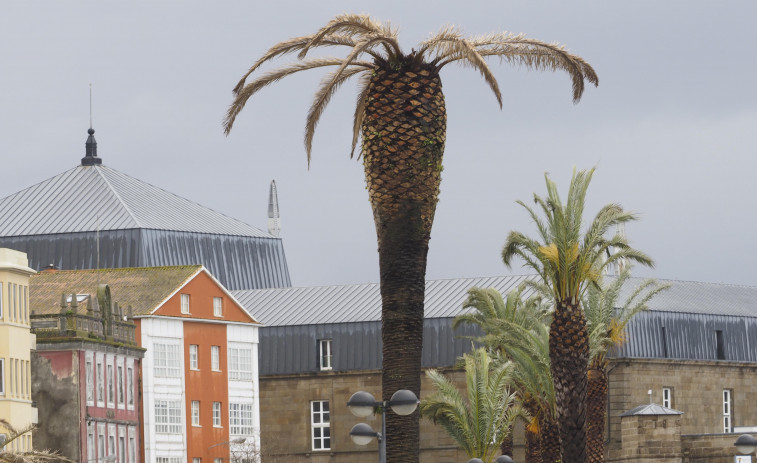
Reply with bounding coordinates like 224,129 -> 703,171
81,84 -> 102,166
267,180 -> 281,237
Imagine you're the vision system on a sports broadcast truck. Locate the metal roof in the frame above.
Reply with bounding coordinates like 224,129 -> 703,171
232,275 -> 757,327
0,164 -> 272,238
620,403 -> 683,416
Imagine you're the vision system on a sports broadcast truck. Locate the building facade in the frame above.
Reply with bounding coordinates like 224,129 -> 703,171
31,265 -> 262,463
31,284 -> 144,463
0,248 -> 37,453
233,275 -> 757,462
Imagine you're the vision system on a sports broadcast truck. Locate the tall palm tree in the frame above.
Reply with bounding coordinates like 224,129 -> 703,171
224,14 -> 597,461
502,168 -> 654,462
583,270 -> 670,462
420,348 -> 524,463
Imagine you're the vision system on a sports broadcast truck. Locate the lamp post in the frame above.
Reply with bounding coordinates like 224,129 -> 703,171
347,389 -> 420,463
735,434 -> 757,461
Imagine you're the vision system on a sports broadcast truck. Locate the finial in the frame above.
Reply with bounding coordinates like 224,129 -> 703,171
267,180 -> 281,237
82,84 -> 102,166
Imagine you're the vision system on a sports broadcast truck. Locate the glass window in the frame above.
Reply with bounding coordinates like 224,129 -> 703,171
228,345 -> 253,381
192,400 -> 200,426
98,423 -> 106,459
86,360 -> 94,404
723,389 -> 733,433
319,339 -> 332,371
96,358 -> 104,404
127,366 -> 134,407
118,365 -> 124,405
87,423 -> 94,461
311,400 -> 330,451
157,458 -> 182,463
181,294 -> 190,314
107,364 -> 114,405
154,343 -> 181,377
155,400 -> 183,434
0,283 -> 3,319
662,387 -> 672,408
213,297 -> 223,317
213,401 -> 222,427
211,346 -> 220,371
190,345 -> 199,370
229,403 -> 254,436
128,426 -> 136,463
0,358 -> 4,395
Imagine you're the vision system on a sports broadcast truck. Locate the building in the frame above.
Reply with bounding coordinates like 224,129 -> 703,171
0,248 -> 37,453
31,265 -> 262,463
31,283 -> 144,463
232,275 -> 757,462
0,127 -> 291,291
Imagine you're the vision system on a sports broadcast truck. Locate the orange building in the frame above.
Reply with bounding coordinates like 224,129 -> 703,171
31,265 -> 261,463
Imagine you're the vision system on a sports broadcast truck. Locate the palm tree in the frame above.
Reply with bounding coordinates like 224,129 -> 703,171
420,348 -> 524,462
0,420 -> 73,463
502,168 -> 654,462
583,270 -> 669,462
224,14 -> 597,461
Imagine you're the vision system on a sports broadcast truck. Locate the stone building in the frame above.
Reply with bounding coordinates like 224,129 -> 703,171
232,275 -> 757,463
31,283 -> 144,463
31,265 -> 262,463
0,248 -> 37,454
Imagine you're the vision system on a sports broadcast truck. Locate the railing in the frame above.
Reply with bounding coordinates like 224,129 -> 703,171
31,312 -> 137,345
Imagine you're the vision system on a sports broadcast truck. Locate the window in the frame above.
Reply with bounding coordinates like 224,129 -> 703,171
192,400 -> 201,426
155,400 -> 183,434
86,360 -> 94,404
128,426 -> 136,463
118,365 -> 124,405
228,345 -> 253,380
98,423 -> 106,459
181,294 -> 190,314
229,403 -> 254,436
193,459 -> 201,463
22,286 -> 27,323
211,346 -> 220,371
311,400 -> 330,450
214,459 -> 223,463
213,297 -> 223,317
662,387 -> 672,408
1,358 -> 5,396
108,433 -> 115,457
213,402 -> 222,427
97,358 -> 104,404
319,339 -> 332,371
723,389 -> 733,433
107,364 -> 114,405
127,366 -> 134,407
119,428 -> 126,463
661,327 -> 668,358
157,458 -> 182,463
716,330 -> 726,360
154,343 -> 181,377
0,283 -> 3,319
189,345 -> 199,370
87,423 -> 94,462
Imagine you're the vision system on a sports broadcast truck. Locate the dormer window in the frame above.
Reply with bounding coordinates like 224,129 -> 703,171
319,339 -> 332,371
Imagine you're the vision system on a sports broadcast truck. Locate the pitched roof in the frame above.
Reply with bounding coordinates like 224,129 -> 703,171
30,266 -> 201,316
620,403 -> 683,416
0,165 -> 271,238
231,275 -> 757,327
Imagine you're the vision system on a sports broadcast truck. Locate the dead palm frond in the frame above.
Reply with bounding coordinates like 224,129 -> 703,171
0,420 -> 74,463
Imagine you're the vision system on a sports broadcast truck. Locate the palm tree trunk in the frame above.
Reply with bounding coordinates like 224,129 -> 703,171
549,300 -> 589,463
539,417 -> 561,463
500,424 -> 514,457
586,366 -> 608,462
525,424 -> 541,463
362,59 -> 446,463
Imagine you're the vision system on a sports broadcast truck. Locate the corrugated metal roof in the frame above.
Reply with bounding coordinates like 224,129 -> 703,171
620,403 -> 683,416
0,165 -> 271,238
233,275 -> 757,327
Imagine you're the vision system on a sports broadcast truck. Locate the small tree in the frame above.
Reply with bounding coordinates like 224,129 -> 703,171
420,348 -> 525,462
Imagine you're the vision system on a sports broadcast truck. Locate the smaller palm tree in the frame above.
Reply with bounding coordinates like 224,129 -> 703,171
0,420 -> 73,463
584,270 -> 670,462
421,348 -> 524,463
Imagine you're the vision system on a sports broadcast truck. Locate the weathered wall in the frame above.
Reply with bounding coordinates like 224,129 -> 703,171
31,350 -> 81,461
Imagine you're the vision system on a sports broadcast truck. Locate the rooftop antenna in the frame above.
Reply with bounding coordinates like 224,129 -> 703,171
90,83 -> 93,129
267,180 -> 281,237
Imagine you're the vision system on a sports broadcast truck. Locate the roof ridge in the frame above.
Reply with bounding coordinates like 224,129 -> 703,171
95,166 -> 141,227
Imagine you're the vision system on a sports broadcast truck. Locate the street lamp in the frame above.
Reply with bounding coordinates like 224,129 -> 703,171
735,434 -> 757,455
347,389 -> 420,463
495,456 -> 515,463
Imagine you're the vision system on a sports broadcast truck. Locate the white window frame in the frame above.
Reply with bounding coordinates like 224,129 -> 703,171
213,401 -> 222,427
214,459 -> 223,463
107,362 -> 115,407
155,400 -> 183,434
319,339 -> 332,371
211,346 -> 220,371
213,297 -> 223,317
157,458 -> 182,463
189,345 -> 199,370
117,364 -> 125,406
181,294 -> 190,314
228,344 -> 253,381
119,426 -> 126,463
127,365 -> 134,409
98,423 -> 106,459
193,459 -> 201,463
192,400 -> 201,426
96,356 -> 105,406
87,423 -> 95,462
153,342 -> 181,377
0,358 -> 5,396
85,359 -> 94,405
128,426 -> 137,463
662,387 -> 672,409
229,403 -> 254,436
0,283 -> 3,319
108,423 -> 116,457
724,389 -> 733,433
311,400 -> 331,451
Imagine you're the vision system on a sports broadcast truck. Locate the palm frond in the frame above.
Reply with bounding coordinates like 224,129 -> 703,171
298,13 -> 400,59
350,72 -> 372,158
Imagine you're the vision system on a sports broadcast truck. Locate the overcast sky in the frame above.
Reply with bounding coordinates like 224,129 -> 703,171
1,1 -> 755,288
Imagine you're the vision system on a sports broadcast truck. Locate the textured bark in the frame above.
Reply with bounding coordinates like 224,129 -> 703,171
362,58 -> 446,463
550,300 -> 589,463
586,366 -> 608,463
539,417 -> 561,463
500,424 -> 514,457
525,424 -> 541,463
